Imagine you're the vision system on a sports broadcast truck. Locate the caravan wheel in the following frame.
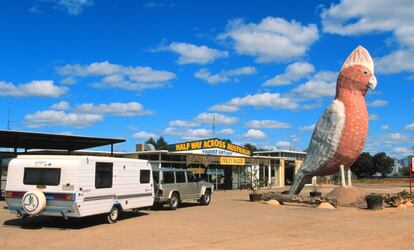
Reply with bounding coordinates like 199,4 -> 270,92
107,206 -> 120,224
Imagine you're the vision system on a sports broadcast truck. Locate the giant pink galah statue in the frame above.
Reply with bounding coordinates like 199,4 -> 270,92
289,46 -> 377,194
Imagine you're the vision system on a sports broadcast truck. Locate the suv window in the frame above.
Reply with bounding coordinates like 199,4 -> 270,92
140,169 -> 151,183
187,172 -> 196,182
23,168 -> 61,186
163,171 -> 174,184
95,162 -> 113,189
176,171 -> 186,183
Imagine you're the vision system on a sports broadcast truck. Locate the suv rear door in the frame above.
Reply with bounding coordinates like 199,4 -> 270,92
175,171 -> 191,199
186,172 -> 201,199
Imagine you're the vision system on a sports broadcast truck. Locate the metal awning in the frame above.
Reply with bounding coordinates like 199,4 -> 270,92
0,130 -> 125,152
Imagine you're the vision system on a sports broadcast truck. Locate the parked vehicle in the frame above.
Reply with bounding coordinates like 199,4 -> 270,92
5,155 -> 154,223
152,168 -> 214,210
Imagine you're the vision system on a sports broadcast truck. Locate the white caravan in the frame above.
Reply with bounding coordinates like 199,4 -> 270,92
5,155 -> 154,223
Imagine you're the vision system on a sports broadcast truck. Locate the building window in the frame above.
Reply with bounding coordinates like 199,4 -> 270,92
140,170 -> 151,183
95,162 -> 113,189
163,171 -> 175,184
176,171 -> 186,183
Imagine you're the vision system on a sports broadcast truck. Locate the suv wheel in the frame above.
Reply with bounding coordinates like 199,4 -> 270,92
168,193 -> 179,210
200,190 -> 211,205
107,206 -> 120,224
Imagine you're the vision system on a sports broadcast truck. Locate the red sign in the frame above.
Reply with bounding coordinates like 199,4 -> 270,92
412,156 -> 414,172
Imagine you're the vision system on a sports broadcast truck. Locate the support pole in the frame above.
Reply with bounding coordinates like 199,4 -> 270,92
111,144 -> 114,156
340,164 -> 346,187
409,158 -> 412,193
347,167 -> 352,186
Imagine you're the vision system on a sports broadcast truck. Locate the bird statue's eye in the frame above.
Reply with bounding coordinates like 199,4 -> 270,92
363,70 -> 368,75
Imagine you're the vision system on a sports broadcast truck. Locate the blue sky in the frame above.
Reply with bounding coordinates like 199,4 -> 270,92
0,0 -> 413,158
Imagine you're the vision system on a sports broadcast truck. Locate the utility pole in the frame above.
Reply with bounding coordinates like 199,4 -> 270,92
7,103 -> 11,130
212,114 -> 215,138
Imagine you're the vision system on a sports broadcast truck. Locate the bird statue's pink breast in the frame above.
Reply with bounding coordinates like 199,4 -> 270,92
289,46 -> 377,194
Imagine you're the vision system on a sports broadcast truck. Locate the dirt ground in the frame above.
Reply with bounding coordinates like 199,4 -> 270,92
1,184 -> 414,250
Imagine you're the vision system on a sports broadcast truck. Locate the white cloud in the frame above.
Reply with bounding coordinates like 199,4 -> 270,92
194,113 -> 239,125
77,102 -> 153,116
24,110 -> 102,128
60,76 -> 76,85
226,92 -> 300,110
388,133 -> 407,140
57,61 -> 176,91
132,131 -> 156,139
321,0 -> 414,74
163,127 -> 233,140
208,104 -> 239,113
368,100 -> 388,107
159,42 -> 228,64
243,129 -> 267,139
143,1 -> 175,9
392,147 -> 414,156
405,123 -> 414,131
218,17 -> 319,63
194,66 -> 256,84
380,124 -> 390,130
51,101 -> 70,110
169,120 -> 200,127
299,124 -> 315,132
369,114 -> 379,121
275,141 -> 290,149
321,0 -> 414,36
245,120 -> 290,129
0,80 -> 68,98
376,49 -> 414,74
194,69 -> 229,84
54,0 -> 94,15
218,128 -> 234,135
163,127 -> 211,140
263,62 -> 314,86
291,71 -> 337,100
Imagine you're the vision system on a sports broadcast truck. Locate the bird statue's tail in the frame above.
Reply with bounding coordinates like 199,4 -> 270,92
288,170 -> 312,195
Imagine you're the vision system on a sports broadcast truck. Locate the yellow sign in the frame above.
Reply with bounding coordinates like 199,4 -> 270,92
220,157 -> 245,166
169,138 -> 251,156
189,168 -> 205,175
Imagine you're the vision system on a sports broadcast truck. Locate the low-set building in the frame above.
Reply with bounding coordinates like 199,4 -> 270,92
0,130 -> 307,197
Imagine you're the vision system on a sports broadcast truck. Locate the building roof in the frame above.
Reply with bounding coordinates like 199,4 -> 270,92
253,149 -> 307,155
0,130 -> 125,151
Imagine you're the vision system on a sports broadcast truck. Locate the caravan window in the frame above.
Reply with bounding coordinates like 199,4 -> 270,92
23,168 -> 61,186
95,162 -> 113,189
163,171 -> 174,184
140,170 -> 151,183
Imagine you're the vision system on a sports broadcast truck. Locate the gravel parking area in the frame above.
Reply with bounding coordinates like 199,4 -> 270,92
1,184 -> 414,249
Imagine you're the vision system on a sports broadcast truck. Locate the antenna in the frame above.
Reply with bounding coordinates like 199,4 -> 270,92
212,114 -> 215,138
7,103 -> 11,130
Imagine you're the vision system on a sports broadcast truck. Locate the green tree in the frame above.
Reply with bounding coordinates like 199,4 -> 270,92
145,137 -> 156,147
243,143 -> 258,152
373,152 -> 394,178
155,136 -> 168,150
351,152 -> 376,178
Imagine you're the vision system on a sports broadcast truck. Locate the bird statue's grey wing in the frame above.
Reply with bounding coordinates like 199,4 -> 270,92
289,99 -> 346,194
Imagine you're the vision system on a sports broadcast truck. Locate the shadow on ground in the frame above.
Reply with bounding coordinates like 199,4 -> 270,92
151,202 -> 203,211
3,211 -> 148,230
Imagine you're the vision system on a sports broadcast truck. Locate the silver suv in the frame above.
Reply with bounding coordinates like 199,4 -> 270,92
152,168 -> 214,210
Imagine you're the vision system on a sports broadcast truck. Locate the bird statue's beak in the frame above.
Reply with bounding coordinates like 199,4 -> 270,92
368,75 -> 377,89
